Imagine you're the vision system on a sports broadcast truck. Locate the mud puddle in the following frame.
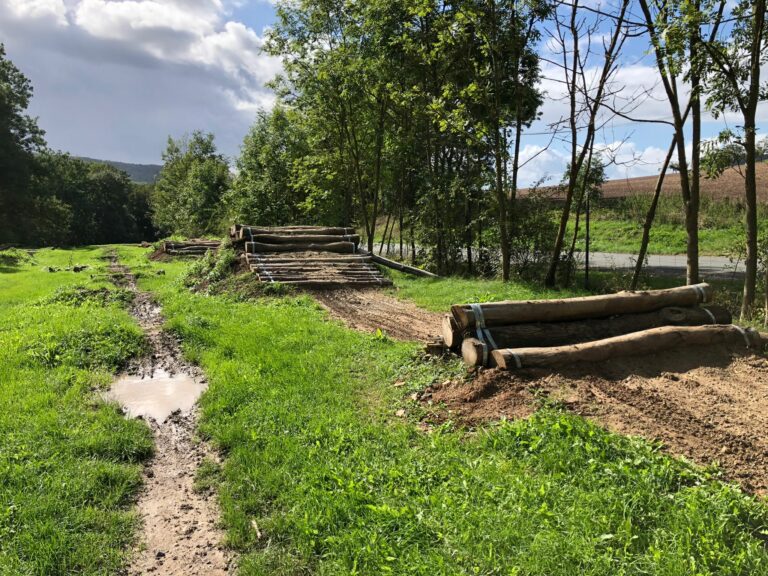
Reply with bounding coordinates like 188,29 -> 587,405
108,369 -> 207,422
107,254 -> 233,574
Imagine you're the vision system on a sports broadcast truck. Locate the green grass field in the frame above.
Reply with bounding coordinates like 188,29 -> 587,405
3,246 -> 768,575
129,246 -> 768,575
0,248 -> 153,574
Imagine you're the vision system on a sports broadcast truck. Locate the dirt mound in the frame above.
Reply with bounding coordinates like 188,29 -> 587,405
425,345 -> 768,494
312,288 -> 442,341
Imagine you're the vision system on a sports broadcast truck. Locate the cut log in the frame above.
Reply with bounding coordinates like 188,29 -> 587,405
441,315 -> 463,350
245,241 -> 357,254
452,283 -> 713,330
250,233 -> 361,245
492,324 -> 761,370
461,337 -> 498,368
238,226 -> 356,239
246,255 -> 372,264
362,252 -> 438,278
463,305 -> 731,359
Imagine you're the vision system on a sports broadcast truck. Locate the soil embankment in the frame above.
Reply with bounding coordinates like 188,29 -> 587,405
425,345 -> 768,494
107,255 -> 232,575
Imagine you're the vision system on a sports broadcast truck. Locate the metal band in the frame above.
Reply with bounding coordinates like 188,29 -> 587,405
732,324 -> 752,348
693,284 -> 707,303
509,351 -> 522,369
702,307 -> 717,324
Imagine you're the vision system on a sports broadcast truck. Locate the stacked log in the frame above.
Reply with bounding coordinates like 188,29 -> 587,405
162,240 -> 220,256
230,224 -> 392,288
443,283 -> 761,368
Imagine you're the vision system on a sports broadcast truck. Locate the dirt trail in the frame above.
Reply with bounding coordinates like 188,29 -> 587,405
425,344 -> 768,494
312,288 -> 442,341
107,256 -> 233,575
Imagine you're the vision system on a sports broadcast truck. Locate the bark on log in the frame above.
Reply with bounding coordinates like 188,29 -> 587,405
246,256 -> 372,263
250,234 -> 360,245
452,283 -> 713,330
442,315 -> 462,350
238,226 -> 356,239
362,251 -> 438,278
245,241 -> 357,254
492,324 -> 761,370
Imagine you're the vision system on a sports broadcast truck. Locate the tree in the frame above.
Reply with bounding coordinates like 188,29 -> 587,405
0,43 -> 46,243
152,131 -> 230,237
226,106 -> 310,226
702,0 -> 767,318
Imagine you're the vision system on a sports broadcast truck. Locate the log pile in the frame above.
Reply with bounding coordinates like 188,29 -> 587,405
229,224 -> 392,288
162,239 -> 220,256
441,283 -> 762,369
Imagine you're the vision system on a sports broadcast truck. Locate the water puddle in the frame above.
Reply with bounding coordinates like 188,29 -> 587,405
108,369 -> 207,422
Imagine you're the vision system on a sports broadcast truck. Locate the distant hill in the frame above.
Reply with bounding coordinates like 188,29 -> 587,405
79,157 -> 162,184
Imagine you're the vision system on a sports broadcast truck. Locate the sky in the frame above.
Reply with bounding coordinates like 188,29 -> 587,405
0,0 -> 766,187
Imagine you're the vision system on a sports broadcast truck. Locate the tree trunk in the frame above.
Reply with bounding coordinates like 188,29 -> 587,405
492,324 -> 761,370
742,120 -> 759,319
451,283 -> 713,329
459,305 -> 731,366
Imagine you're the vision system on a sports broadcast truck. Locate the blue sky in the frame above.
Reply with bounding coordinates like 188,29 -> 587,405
0,0 -> 764,186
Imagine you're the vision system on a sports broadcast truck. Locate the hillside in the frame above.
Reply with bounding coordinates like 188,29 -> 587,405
79,157 -> 162,183
601,162 -> 768,201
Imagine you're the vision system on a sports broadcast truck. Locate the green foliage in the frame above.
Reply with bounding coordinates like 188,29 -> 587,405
43,285 -> 134,308
225,106 -> 311,226
0,247 -> 153,574
0,248 -> 33,267
152,131 -> 230,237
182,245 -> 237,287
124,247 -> 768,575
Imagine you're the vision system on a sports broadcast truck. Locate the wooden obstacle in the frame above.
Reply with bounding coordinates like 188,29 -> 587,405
231,225 -> 392,288
162,240 -> 220,256
441,283 -> 761,368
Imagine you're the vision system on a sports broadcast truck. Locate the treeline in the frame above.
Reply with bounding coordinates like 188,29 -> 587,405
0,45 -> 153,247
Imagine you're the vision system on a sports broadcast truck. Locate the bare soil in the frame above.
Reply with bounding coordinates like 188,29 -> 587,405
423,344 -> 768,495
108,257 -> 233,574
312,288 -> 442,341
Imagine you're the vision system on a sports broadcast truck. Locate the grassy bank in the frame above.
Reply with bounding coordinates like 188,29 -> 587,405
123,246 -> 768,575
0,248 -> 153,574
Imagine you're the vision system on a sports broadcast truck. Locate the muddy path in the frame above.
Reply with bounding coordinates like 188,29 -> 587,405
312,288 -> 442,341
425,344 -> 768,495
107,255 -> 233,575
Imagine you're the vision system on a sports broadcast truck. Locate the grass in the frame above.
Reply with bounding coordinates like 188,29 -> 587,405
0,248 -> 153,575
385,270 -> 585,311
120,245 -> 768,575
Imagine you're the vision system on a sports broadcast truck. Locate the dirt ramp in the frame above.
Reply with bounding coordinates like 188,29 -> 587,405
426,347 -> 768,493
313,289 -> 442,341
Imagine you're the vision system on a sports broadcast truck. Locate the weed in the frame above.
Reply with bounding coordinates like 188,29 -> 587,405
43,285 -> 134,307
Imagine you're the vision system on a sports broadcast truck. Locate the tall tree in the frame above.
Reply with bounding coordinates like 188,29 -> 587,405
702,0 -> 767,318
0,43 -> 46,243
152,131 -> 230,237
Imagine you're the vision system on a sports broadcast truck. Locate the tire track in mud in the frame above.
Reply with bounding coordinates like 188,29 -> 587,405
107,254 -> 233,575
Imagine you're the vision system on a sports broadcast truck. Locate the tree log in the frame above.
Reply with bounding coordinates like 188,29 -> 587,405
492,324 -> 761,370
442,315 -> 463,350
461,337 -> 498,368
250,234 -> 360,245
473,305 -> 731,356
452,283 -> 713,330
361,251 -> 438,278
238,226 -> 356,239
245,241 -> 357,254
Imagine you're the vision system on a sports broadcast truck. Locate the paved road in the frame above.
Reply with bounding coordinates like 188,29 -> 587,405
587,251 -> 744,279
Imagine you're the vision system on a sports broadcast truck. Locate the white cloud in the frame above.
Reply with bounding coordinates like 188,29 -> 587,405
5,0 -> 68,25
